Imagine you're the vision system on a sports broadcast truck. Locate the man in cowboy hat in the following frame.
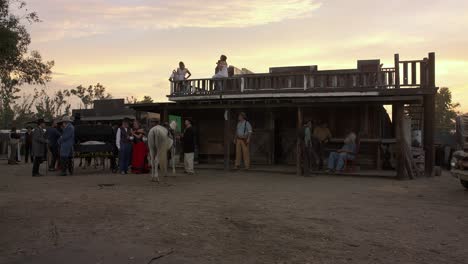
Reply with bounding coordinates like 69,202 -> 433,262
234,112 -> 252,170
116,118 -> 132,174
58,116 -> 75,176
32,118 -> 48,176
46,119 -> 61,171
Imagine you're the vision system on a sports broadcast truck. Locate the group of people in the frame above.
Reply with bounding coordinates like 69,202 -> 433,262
299,120 -> 357,175
115,118 -> 196,175
169,55 -> 229,93
11,117 -> 75,177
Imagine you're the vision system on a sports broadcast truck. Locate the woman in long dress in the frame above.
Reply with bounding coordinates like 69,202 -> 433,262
213,55 -> 228,78
131,120 -> 149,174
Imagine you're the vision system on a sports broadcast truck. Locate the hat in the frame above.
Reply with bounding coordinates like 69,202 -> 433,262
61,116 -> 73,122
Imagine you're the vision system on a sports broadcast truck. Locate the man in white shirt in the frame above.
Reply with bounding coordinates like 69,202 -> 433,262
234,112 -> 252,170
116,119 -> 133,174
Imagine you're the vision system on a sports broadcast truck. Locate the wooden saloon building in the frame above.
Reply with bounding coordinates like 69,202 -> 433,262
130,53 -> 437,178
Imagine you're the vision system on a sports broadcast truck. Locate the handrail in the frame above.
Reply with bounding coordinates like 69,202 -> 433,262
167,53 -> 435,99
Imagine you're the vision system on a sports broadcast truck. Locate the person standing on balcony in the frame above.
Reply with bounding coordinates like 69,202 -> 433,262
213,55 -> 228,91
234,112 -> 252,170
213,55 -> 228,78
170,61 -> 191,94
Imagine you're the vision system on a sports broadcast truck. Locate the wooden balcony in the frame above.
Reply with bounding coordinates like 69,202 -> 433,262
168,54 -> 434,101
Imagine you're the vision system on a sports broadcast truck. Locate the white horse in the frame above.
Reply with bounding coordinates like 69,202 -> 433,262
147,125 -> 174,182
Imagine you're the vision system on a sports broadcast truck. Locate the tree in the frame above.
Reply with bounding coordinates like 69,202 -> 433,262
435,87 -> 460,133
126,95 -> 153,104
12,92 -> 36,126
139,96 -> 153,103
34,88 -> 72,120
70,83 -> 112,109
0,0 -> 54,128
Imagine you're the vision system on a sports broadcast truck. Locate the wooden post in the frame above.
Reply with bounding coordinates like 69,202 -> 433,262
296,107 -> 303,176
394,54 -> 400,89
162,107 -> 169,123
394,103 -> 406,179
224,109 -> 231,171
268,109 -> 275,165
424,52 -> 436,177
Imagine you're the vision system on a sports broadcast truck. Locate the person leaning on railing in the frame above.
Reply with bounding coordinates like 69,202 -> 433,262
212,55 -> 229,91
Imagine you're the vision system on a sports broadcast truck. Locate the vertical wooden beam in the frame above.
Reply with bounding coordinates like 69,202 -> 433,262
394,103 -> 406,179
394,54 -> 400,89
428,53 -> 436,88
424,52 -> 436,177
224,109 -> 231,171
162,107 -> 169,123
403,62 -> 409,85
424,94 -> 435,177
411,62 -> 417,85
268,109 -> 275,165
377,106 -> 383,170
420,58 -> 428,88
296,107 -> 303,176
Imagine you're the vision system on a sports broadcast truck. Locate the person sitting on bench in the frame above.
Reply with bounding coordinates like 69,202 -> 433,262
326,131 -> 356,173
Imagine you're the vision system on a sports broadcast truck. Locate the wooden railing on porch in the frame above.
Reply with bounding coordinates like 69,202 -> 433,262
169,53 -> 434,97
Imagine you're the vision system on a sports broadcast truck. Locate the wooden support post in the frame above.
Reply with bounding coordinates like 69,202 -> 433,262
162,107 -> 169,123
296,107 -> 303,176
224,109 -> 231,171
394,54 -> 400,89
394,103 -> 406,179
424,52 -> 436,177
268,109 -> 275,165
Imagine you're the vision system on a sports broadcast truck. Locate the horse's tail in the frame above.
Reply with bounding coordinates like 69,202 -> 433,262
156,127 -> 168,175
147,127 -> 156,160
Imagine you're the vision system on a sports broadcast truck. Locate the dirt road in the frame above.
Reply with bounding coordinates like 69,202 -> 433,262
0,163 -> 467,264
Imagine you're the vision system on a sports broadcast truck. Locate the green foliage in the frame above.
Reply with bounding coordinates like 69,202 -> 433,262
0,0 -> 54,128
139,96 -> 153,103
435,87 -> 460,133
70,83 -> 112,109
34,88 -> 72,120
126,95 -> 153,104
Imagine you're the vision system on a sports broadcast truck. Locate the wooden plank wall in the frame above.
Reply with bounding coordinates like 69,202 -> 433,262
176,105 -> 391,168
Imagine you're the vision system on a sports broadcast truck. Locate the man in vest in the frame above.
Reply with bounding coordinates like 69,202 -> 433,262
234,112 -> 252,170
116,119 -> 133,174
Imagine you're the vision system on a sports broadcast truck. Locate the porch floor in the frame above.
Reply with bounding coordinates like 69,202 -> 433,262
180,163 -> 397,178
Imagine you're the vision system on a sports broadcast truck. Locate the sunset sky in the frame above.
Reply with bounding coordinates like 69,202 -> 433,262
24,0 -> 468,110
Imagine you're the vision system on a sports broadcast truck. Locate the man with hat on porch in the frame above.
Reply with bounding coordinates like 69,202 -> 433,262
58,116 -> 75,176
32,118 -> 48,177
234,112 -> 253,170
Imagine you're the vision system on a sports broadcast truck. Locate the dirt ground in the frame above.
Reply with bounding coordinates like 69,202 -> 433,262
0,163 -> 467,264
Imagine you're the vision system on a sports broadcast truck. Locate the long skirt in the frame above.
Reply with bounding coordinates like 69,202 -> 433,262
131,142 -> 149,174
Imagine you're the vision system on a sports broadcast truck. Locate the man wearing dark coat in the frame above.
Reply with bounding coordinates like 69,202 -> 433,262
58,116 -> 75,176
46,120 -> 61,171
32,119 -> 48,177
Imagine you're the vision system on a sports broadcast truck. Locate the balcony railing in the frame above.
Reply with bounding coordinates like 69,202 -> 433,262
168,54 -> 434,98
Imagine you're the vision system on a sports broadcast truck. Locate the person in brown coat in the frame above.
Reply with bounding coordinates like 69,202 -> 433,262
32,119 -> 48,177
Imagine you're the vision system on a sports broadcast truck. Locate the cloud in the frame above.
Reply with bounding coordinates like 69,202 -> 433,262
30,0 -> 321,42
